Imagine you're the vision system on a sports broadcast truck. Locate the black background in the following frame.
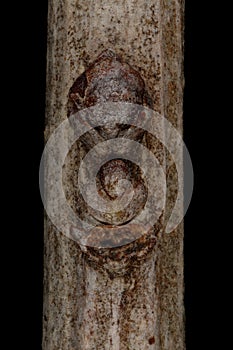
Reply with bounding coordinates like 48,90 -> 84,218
7,1 -> 223,349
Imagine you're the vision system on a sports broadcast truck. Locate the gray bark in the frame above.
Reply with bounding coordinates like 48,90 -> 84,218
43,1 -> 185,349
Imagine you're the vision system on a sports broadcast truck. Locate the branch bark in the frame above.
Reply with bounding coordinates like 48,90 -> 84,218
43,1 -> 185,349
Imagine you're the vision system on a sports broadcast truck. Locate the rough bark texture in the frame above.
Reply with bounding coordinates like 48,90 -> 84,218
43,1 -> 184,349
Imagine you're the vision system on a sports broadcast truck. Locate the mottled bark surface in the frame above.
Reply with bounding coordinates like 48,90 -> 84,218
43,1 -> 184,349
